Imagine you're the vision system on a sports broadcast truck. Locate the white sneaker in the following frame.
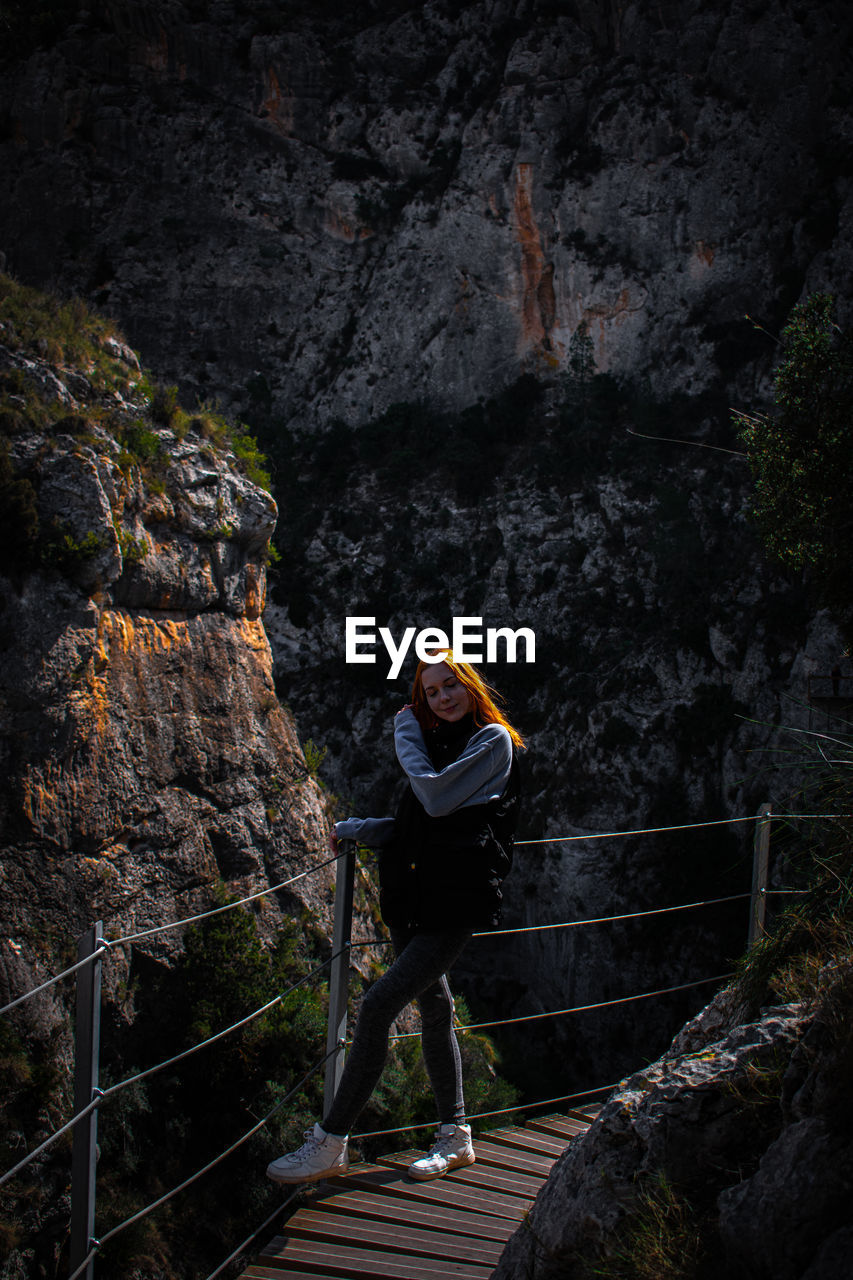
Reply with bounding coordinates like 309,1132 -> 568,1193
407,1123 -> 475,1181
266,1123 -> 349,1184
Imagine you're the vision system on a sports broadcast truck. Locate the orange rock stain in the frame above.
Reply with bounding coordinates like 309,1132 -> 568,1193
263,67 -> 294,135
512,164 -> 557,355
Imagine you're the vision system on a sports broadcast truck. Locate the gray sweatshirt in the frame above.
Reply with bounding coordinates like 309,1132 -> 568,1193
335,707 -> 513,848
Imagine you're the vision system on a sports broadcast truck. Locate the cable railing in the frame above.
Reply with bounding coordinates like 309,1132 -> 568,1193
5,807 -> 846,1020
66,1050 -> 335,1280
513,813 -> 760,845
380,972 -> 734,1043
1,802 -> 843,1279
0,853 -> 343,1021
108,851 -> 343,947
0,944 -> 112,1019
0,952 -> 341,1191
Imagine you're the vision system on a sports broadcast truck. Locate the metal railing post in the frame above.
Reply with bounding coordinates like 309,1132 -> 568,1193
748,804 -> 772,948
324,841 -> 355,1117
69,922 -> 103,1280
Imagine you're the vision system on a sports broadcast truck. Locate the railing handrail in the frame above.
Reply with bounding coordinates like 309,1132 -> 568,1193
4,802 -> 830,1276
0,953 -> 342,1191
8,807 -> 850,1021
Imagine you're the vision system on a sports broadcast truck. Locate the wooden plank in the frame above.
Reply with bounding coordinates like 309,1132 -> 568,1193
258,1236 -> 494,1279
444,1162 -> 541,1198
278,1209 -> 505,1266
238,1115 -> 600,1280
343,1164 -> 527,1221
378,1148 -> 546,1190
526,1115 -> 591,1139
320,1160 -> 379,1179
344,1167 -> 528,1221
528,1110 -> 592,1129
312,1187 -> 517,1242
566,1105 -> 602,1121
481,1125 -> 569,1157
241,1269 -> 340,1279
472,1139 -> 557,1176
377,1151 -> 541,1198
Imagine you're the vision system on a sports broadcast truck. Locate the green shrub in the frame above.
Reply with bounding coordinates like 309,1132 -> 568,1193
121,420 -> 162,463
150,383 -> 180,428
0,273 -> 133,396
734,294 -> 853,639
117,527 -> 149,565
192,407 -> 230,447
582,1173 -> 709,1280
303,738 -> 327,776
40,519 -> 105,573
230,425 -> 272,490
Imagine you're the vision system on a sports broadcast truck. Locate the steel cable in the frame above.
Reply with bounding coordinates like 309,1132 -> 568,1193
1,854 -> 342,1018
516,811 -> 851,846
473,892 -> 752,938
515,814 -> 757,845
0,944 -> 110,1019
66,1048 -> 335,1280
352,1081 -> 617,1139
347,891 -> 752,950
382,972 -> 733,1043
4,813 -> 844,1019
0,952 -> 339,1190
109,852 -> 342,945
203,1189 -> 300,1280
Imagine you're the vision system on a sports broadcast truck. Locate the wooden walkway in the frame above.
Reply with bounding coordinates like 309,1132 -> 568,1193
241,1109 -> 598,1279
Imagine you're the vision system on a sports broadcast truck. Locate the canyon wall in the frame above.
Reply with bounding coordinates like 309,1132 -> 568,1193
1,0 -> 851,1141
494,965 -> 853,1279
0,287 -> 338,1046
0,0 -> 850,430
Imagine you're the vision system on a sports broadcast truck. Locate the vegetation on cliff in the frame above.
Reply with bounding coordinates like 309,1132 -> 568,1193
501,300 -> 853,1280
0,275 -> 518,1280
736,294 -> 853,642
577,299 -> 853,1280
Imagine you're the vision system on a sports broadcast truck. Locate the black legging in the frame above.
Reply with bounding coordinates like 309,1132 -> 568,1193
322,927 -> 471,1137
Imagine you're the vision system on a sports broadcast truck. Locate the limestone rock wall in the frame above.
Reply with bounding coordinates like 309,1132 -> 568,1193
0,308 -> 338,1039
0,0 -> 850,428
2,0 -> 852,1156
262,409 -> 846,1093
493,964 -> 853,1279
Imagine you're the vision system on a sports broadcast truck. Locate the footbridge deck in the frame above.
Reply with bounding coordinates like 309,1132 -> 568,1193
240,1109 -> 597,1279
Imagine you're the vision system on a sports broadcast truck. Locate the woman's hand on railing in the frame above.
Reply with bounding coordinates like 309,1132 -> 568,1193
328,826 -> 339,855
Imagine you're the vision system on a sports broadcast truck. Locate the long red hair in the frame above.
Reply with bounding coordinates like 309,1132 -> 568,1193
410,653 -> 525,748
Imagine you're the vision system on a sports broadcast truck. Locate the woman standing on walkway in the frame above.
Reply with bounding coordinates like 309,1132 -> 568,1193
266,653 -> 523,1184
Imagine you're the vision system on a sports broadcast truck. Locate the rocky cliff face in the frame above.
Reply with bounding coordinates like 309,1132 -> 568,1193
2,0 -> 853,1248
1,0 -> 851,430
493,963 -> 853,1279
261,375 -> 846,1095
0,275 -> 337,1037
4,0 -> 847,1093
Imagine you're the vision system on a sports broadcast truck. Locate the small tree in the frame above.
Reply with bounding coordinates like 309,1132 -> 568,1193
567,319 -> 596,386
734,294 -> 853,639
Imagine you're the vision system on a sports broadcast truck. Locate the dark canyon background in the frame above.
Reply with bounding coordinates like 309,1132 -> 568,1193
1,0 -> 852,1274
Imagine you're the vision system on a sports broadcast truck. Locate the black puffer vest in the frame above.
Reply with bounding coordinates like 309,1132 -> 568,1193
378,714 -> 522,932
